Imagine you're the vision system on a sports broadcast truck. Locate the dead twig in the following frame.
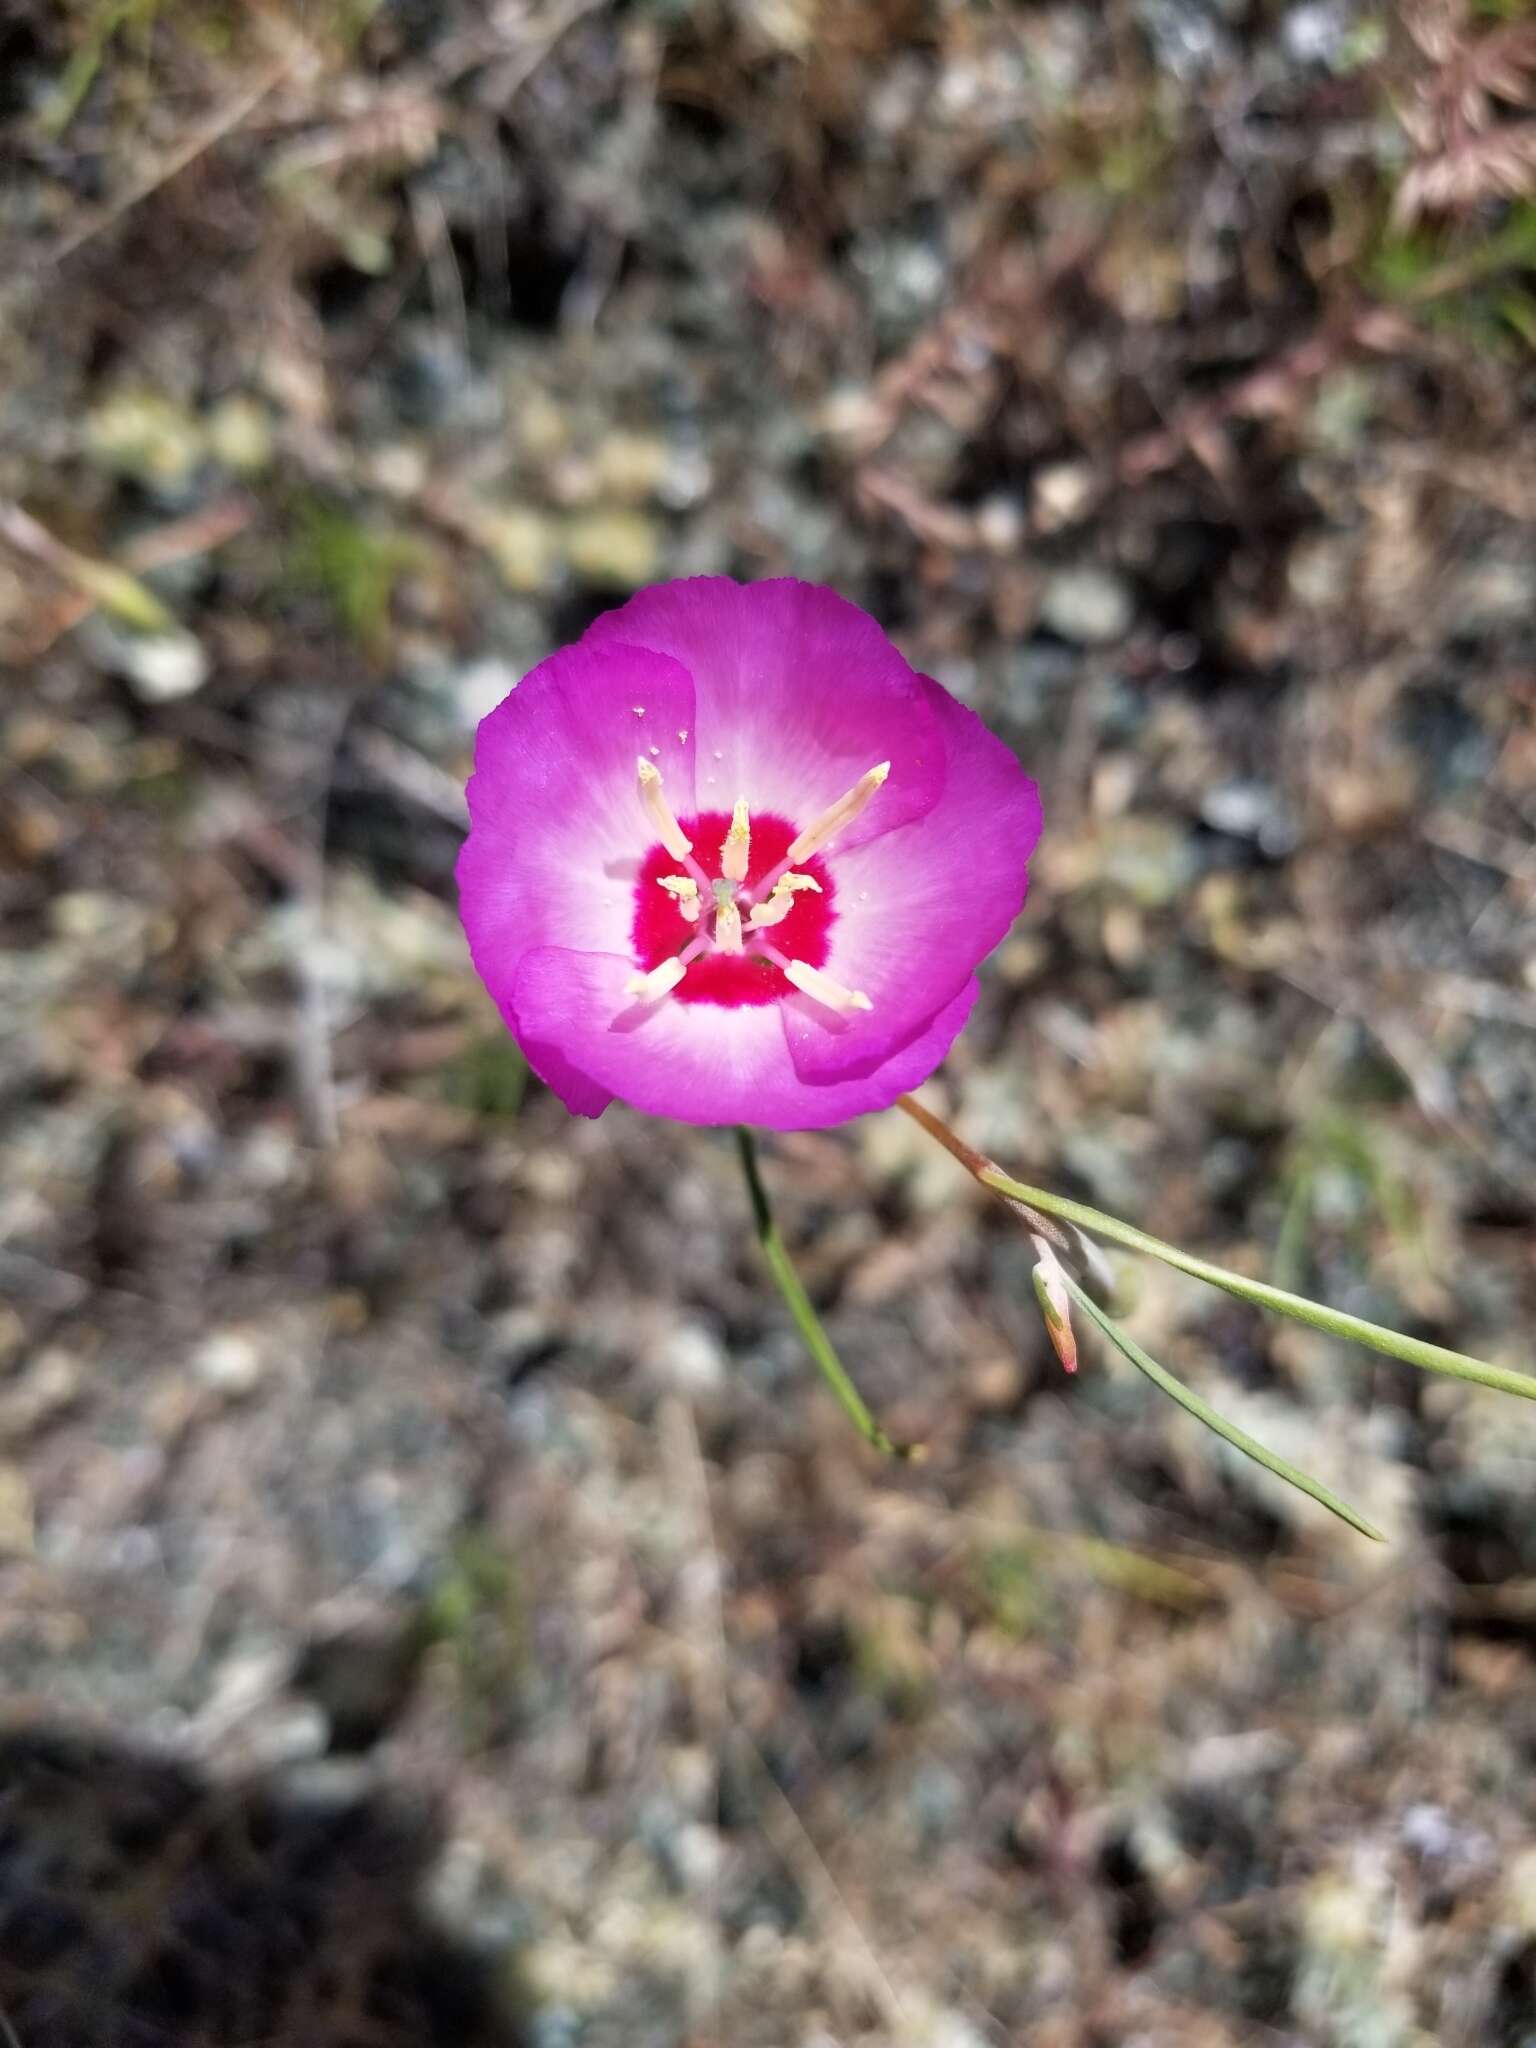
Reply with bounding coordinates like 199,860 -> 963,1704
0,500 -> 173,637
662,1395 -> 911,2034
854,466 -> 978,551
432,0 -> 612,99
2,497 -> 255,660
352,728 -> 471,829
50,60 -> 292,265
1119,305 -> 1413,485
1395,8 -> 1536,225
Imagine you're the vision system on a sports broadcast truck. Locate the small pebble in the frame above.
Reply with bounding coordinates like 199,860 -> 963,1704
192,1327 -> 266,1396
1039,564 -> 1133,646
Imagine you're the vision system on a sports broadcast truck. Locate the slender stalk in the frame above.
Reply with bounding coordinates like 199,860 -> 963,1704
895,1091 -> 1073,1253
1060,1274 -> 1382,1541
895,1094 -> 1536,1406
734,1128 -> 920,1460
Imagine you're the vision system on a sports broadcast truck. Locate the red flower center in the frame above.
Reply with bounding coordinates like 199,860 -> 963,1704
632,810 -> 835,1007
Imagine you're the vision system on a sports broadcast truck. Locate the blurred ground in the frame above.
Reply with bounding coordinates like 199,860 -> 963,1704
3,2 -> 1536,2043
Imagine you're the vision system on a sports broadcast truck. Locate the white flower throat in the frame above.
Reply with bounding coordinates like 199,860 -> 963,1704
627,757 -> 890,1013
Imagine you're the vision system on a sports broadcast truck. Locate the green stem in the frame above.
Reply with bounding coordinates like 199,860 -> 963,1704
735,1128 -> 920,1460
979,1165 -> 1536,1404
1060,1274 -> 1382,1541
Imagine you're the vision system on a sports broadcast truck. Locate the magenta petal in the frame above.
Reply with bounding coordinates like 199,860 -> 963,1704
514,947 -> 979,1129
457,637 -> 695,1042
786,674 -> 1041,1083
583,578 -> 944,852
511,1031 -> 615,1121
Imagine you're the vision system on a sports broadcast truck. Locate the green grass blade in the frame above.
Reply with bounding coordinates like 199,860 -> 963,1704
1060,1274 -> 1382,1541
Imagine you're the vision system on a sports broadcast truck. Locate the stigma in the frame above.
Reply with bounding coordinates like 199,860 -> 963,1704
711,877 -> 744,954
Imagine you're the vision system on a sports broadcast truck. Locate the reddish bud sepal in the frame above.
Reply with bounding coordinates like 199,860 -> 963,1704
1030,1237 -> 1078,1374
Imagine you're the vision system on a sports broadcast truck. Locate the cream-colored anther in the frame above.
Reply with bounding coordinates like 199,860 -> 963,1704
783,959 -> 872,1013
785,761 -> 890,864
721,796 -> 751,882
746,871 -> 822,930
636,757 -> 692,860
657,874 -> 701,921
624,955 -> 688,1002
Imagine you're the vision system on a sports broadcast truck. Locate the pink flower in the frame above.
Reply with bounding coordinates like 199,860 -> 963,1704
457,578 -> 1041,1128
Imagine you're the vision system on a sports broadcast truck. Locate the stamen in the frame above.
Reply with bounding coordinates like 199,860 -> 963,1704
785,761 -> 890,865
711,877 -> 743,954
783,959 -> 872,1013
636,757 -> 692,860
746,871 -> 822,930
721,796 -> 751,882
624,955 -> 688,1002
657,874 -> 701,921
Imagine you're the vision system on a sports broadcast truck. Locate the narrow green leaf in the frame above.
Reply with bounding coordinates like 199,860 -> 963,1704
1060,1274 -> 1383,1541
735,1129 -> 921,1461
980,1168 -> 1536,1404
